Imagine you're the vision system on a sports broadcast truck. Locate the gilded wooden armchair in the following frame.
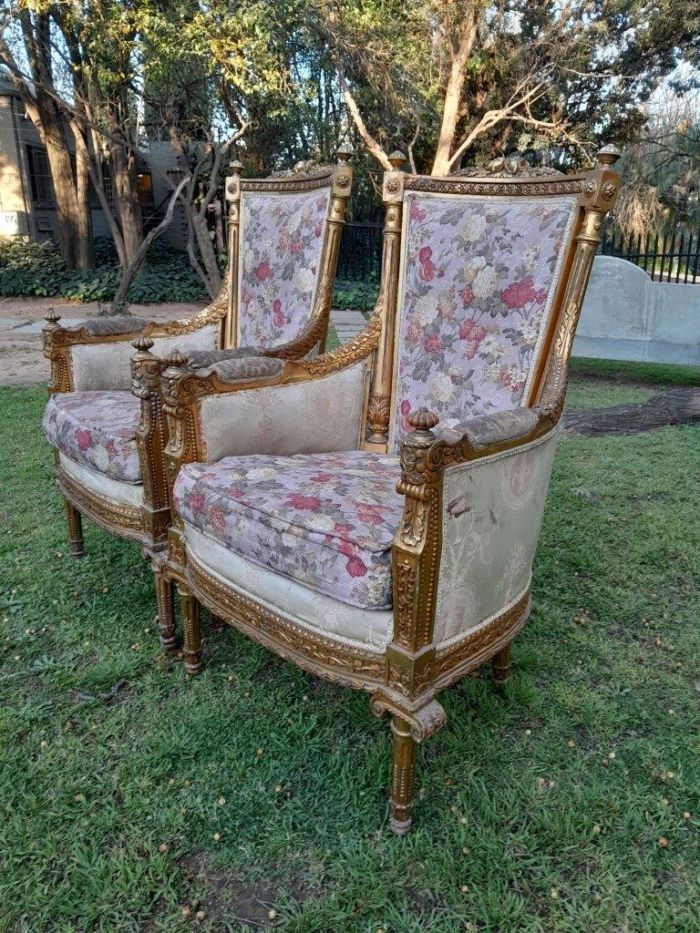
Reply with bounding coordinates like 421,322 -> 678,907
159,147 -> 620,832
41,150 -> 353,647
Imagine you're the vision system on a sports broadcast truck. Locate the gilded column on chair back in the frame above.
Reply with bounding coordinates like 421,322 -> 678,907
318,144 -> 353,353
223,161 -> 243,349
536,145 -> 622,417
366,151 -> 407,449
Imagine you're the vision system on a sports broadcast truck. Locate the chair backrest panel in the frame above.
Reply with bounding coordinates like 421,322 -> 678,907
237,188 -> 331,348
387,190 -> 579,452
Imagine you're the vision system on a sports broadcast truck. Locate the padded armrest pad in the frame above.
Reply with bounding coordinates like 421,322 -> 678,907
195,357 -> 284,382
438,408 -> 539,448
76,316 -> 149,336
184,347 -> 263,369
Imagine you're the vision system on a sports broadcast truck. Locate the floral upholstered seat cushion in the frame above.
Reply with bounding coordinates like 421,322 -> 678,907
173,451 -> 404,610
43,391 -> 142,484
238,189 -> 330,348
390,193 -> 578,451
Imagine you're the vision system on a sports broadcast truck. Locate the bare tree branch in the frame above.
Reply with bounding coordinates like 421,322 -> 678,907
407,118 -> 421,174
337,68 -> 391,171
110,177 -> 190,312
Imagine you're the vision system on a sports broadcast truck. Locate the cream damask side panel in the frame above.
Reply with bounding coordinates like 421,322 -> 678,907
434,429 -> 559,647
71,325 -> 220,391
200,359 -> 370,462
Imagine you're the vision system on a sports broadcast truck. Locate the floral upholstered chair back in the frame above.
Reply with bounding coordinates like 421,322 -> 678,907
238,189 -> 328,346
388,179 -> 580,452
224,155 -> 352,351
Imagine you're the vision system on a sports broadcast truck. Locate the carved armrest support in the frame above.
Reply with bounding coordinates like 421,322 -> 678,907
387,406 -> 559,706
130,338 -> 171,537
398,406 -> 557,490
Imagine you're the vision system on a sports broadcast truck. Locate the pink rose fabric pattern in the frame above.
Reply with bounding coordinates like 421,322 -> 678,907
390,193 -> 577,451
43,390 -> 142,483
238,189 -> 330,348
173,451 -> 404,610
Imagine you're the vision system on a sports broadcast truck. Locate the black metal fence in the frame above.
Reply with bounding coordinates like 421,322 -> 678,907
339,220 -> 700,285
599,224 -> 700,284
337,221 -> 383,280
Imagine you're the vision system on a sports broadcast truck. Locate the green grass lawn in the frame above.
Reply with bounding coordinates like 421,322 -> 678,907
1,373 -> 699,932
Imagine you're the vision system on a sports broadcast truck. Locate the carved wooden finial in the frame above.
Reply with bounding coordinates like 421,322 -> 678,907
408,408 -> 440,432
388,150 -> 406,170
131,335 -> 154,353
229,159 -> 243,175
597,144 -> 621,166
44,308 -> 61,326
163,348 -> 188,367
337,142 -> 353,162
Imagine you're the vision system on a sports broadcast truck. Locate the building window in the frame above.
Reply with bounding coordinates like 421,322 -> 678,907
26,145 -> 55,209
90,162 -> 114,211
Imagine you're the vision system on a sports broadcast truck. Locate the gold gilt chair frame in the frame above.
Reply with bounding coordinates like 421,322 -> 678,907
156,147 -> 620,832
42,151 -> 353,647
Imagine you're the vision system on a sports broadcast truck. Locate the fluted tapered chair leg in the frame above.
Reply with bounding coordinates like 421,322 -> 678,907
492,642 -> 512,687
64,499 -> 84,557
154,569 -> 177,651
179,585 -> 202,675
390,715 -> 417,835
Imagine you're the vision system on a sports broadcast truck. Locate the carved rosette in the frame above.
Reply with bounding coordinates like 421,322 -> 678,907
452,154 -> 564,178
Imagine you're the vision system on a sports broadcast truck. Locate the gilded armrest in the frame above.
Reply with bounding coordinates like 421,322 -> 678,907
43,311 -> 151,393
42,286 -> 228,393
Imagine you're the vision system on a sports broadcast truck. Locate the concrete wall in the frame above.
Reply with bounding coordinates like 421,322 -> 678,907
574,256 -> 700,367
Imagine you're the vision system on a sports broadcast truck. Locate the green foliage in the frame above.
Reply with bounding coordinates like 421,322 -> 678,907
0,238 -> 208,304
1,375 -> 699,930
332,278 -> 379,312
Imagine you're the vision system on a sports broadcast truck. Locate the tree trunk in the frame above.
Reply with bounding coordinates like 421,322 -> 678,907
111,177 -> 189,311
73,123 -> 94,270
431,16 -> 477,177
191,211 -> 222,297
111,142 -> 143,265
34,95 -> 83,268
109,100 -> 143,267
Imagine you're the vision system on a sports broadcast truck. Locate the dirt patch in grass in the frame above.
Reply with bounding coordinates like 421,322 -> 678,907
178,852 -> 314,929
